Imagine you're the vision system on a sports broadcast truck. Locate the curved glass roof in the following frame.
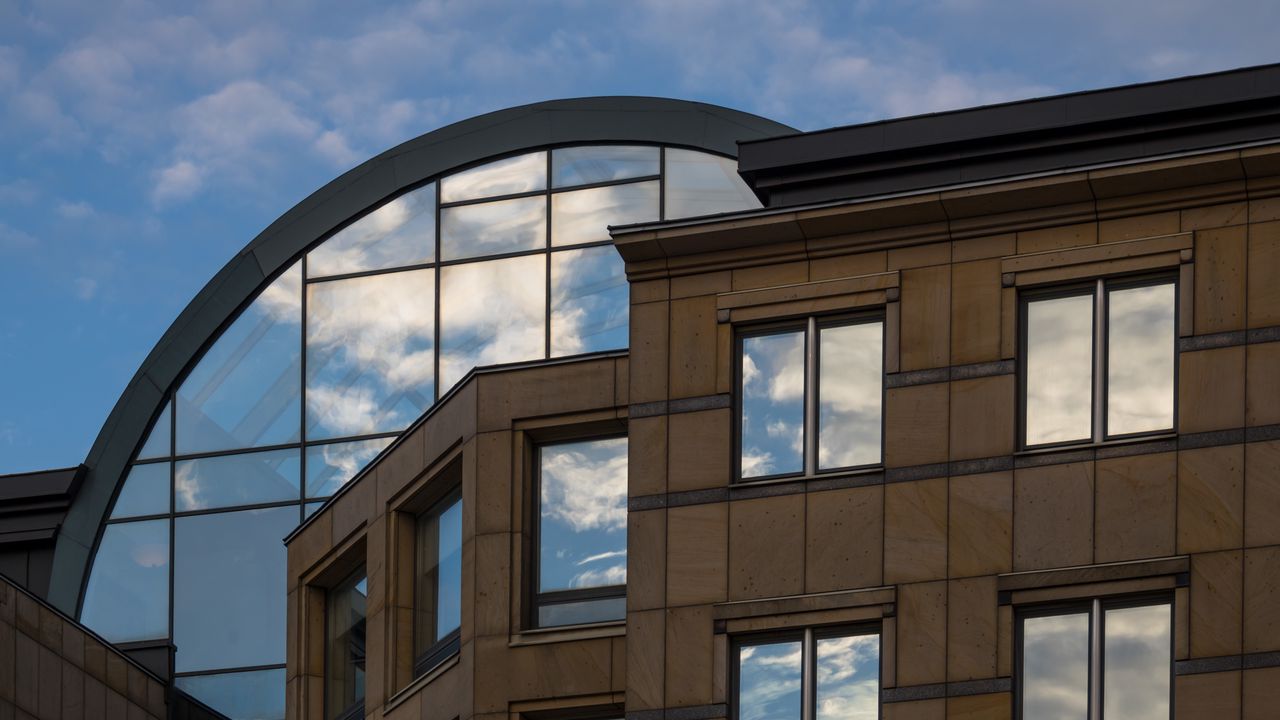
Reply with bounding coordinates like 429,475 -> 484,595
79,143 -> 760,718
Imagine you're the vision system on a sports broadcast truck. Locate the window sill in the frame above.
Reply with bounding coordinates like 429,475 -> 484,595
733,465 -> 883,489
510,620 -> 625,647
384,651 -> 460,713
1016,432 -> 1177,457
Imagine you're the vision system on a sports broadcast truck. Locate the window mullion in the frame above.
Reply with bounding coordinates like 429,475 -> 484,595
1090,597 -> 1103,720
1093,278 -> 1105,444
805,317 -> 817,477
802,627 -> 816,720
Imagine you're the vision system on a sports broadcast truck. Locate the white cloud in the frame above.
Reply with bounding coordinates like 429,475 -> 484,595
313,129 -> 362,168
56,200 -> 94,219
74,277 -> 98,300
0,222 -> 37,253
151,159 -> 205,204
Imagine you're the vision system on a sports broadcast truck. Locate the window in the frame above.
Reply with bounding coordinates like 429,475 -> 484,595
535,436 -> 628,627
414,488 -> 462,676
1021,276 -> 1176,448
326,568 -> 367,720
733,627 -> 880,720
1018,598 -> 1171,720
738,316 -> 883,480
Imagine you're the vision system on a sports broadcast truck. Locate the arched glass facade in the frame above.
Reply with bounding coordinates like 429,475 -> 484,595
78,144 -> 759,717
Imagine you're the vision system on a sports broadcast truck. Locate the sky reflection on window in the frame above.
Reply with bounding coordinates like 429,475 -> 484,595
1104,603 -> 1170,720
539,438 -> 628,593
550,246 -> 628,357
307,183 -> 435,278
552,146 -> 658,187
439,254 -> 545,390
816,633 -> 879,720
440,194 -> 546,261
440,151 -> 546,203
1025,293 -> 1093,446
1107,282 -> 1175,436
1022,612 -> 1090,720
740,331 -> 805,478
551,180 -> 658,246
80,519 -> 170,643
738,640 -> 803,720
818,322 -> 882,470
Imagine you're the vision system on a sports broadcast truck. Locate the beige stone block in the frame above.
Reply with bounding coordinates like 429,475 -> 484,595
884,699 -> 944,720
952,234 -> 1015,262
901,266 -> 951,371
1178,445 -> 1244,554
805,486 -> 883,592
949,472 -> 1013,577
376,425 -> 425,498
612,635 -> 626,693
104,652 -> 127,695
889,242 -> 950,270
668,409 -> 730,492
474,431 -> 511,535
885,383 -> 949,467
997,604 -> 1013,677
38,645 -> 60,719
1016,222 -> 1097,254
1195,225 -> 1248,334
667,503 -> 728,606
1014,462 -> 1094,571
15,631 -> 35,715
504,638 -> 614,702
477,360 -> 615,431
615,356 -> 629,407
729,495 -> 805,600
1182,202 -> 1248,231
948,375 -> 1014,460
669,296 -> 718,399
809,251 -> 887,281
60,623 -> 83,669
1099,211 -> 1180,243
885,478 -> 948,584
670,271 -> 731,299
631,279 -> 668,304
732,261 -> 808,290
1251,196 -> 1280,224
950,260 -> 1002,365
947,693 -> 1009,720
1191,550 -> 1243,658
665,605 -> 713,707
1246,441 -> 1280,547
1095,452 -> 1177,562
627,610 -> 664,710
630,300 -> 669,404
473,532 -> 509,638
331,472 -> 374,542
1247,343 -> 1280,427
1243,666 -> 1280,720
947,577 -> 997,682
1244,546 -> 1280,653
629,416 -> 667,497
0,621 -> 13,704
898,581 -> 947,686
36,606 -> 60,650
14,593 -> 36,639
629,509 -> 666,612
60,660 -> 82,720
1179,346 -> 1245,433
1248,220 -> 1280,328
1176,671 -> 1241,718
83,639 -> 104,683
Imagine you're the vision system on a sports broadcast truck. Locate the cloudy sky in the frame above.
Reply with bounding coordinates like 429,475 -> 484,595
0,0 -> 1276,473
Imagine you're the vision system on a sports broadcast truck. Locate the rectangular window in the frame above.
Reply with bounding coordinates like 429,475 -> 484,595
535,436 -> 628,627
1018,598 -> 1171,720
326,568 -> 367,720
733,627 -> 880,720
738,316 -> 883,480
1021,277 -> 1175,448
414,488 -> 462,676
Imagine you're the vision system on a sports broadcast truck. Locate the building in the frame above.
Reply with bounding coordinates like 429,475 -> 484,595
3,65 -> 1280,719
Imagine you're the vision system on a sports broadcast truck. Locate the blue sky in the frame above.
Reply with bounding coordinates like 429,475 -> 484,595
1,0 -> 1276,473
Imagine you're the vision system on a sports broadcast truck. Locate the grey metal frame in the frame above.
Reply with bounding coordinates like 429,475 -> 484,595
412,486 -> 463,679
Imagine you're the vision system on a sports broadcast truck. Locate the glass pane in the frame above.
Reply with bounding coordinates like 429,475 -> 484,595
111,463 -> 170,519
664,148 -> 761,219
1022,611 -> 1090,720
550,180 -> 659,246
440,195 -> 545,261
175,448 -> 300,512
816,633 -> 880,720
550,246 -> 628,357
326,571 -> 366,720
415,492 -> 462,654
1104,603 -> 1171,720
305,438 -> 394,498
305,501 -> 324,518
307,183 -> 435,278
174,506 -> 295,672
553,146 -> 659,187
137,401 -> 171,460
737,639 -> 803,720
175,668 -> 285,720
1025,293 -> 1094,446
740,331 -> 805,478
538,438 -> 628,593
818,321 -> 882,469
80,519 -> 169,643
440,151 -> 546,203
1108,282 -> 1175,436
439,255 -> 546,390
536,596 -> 625,627
306,269 -> 435,440
177,263 -> 302,454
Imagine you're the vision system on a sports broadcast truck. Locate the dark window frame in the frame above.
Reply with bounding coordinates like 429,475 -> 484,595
730,623 -> 882,720
324,565 -> 368,720
412,485 -> 463,679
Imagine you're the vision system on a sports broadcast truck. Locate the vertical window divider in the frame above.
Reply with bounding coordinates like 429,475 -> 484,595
804,317 -> 818,477
1092,278 -> 1105,445
1090,598 -> 1103,720
802,627 -> 816,720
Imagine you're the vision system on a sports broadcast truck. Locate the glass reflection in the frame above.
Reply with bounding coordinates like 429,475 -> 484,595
137,401 -> 170,460
307,183 -> 435,278
818,322 -> 882,469
305,438 -> 394,498
537,597 -> 626,628
175,449 -> 300,512
539,438 -> 628,592
664,148 -> 761,218
174,506 -> 295,672
326,570 -> 366,720
177,263 -> 302,455
551,180 -> 658,246
1104,603 -> 1171,720
306,269 -> 435,440
440,151 -> 546,203
111,463 -> 170,519
80,519 -> 169,643
741,331 -> 805,478
415,491 -> 462,655
816,633 -> 880,720
1108,282 -> 1175,436
1025,293 -> 1093,446
175,668 -> 285,720
440,195 -> 546,261
439,255 -> 545,390
1022,612 -> 1089,720
551,247 -> 628,357
552,146 -> 659,187
737,640 -> 803,720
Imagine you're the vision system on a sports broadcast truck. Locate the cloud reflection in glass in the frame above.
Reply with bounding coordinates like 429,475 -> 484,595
740,331 -> 805,478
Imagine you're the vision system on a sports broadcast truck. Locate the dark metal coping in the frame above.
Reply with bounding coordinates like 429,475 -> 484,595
0,466 -> 84,545
738,63 -> 1280,206
47,97 -> 794,615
